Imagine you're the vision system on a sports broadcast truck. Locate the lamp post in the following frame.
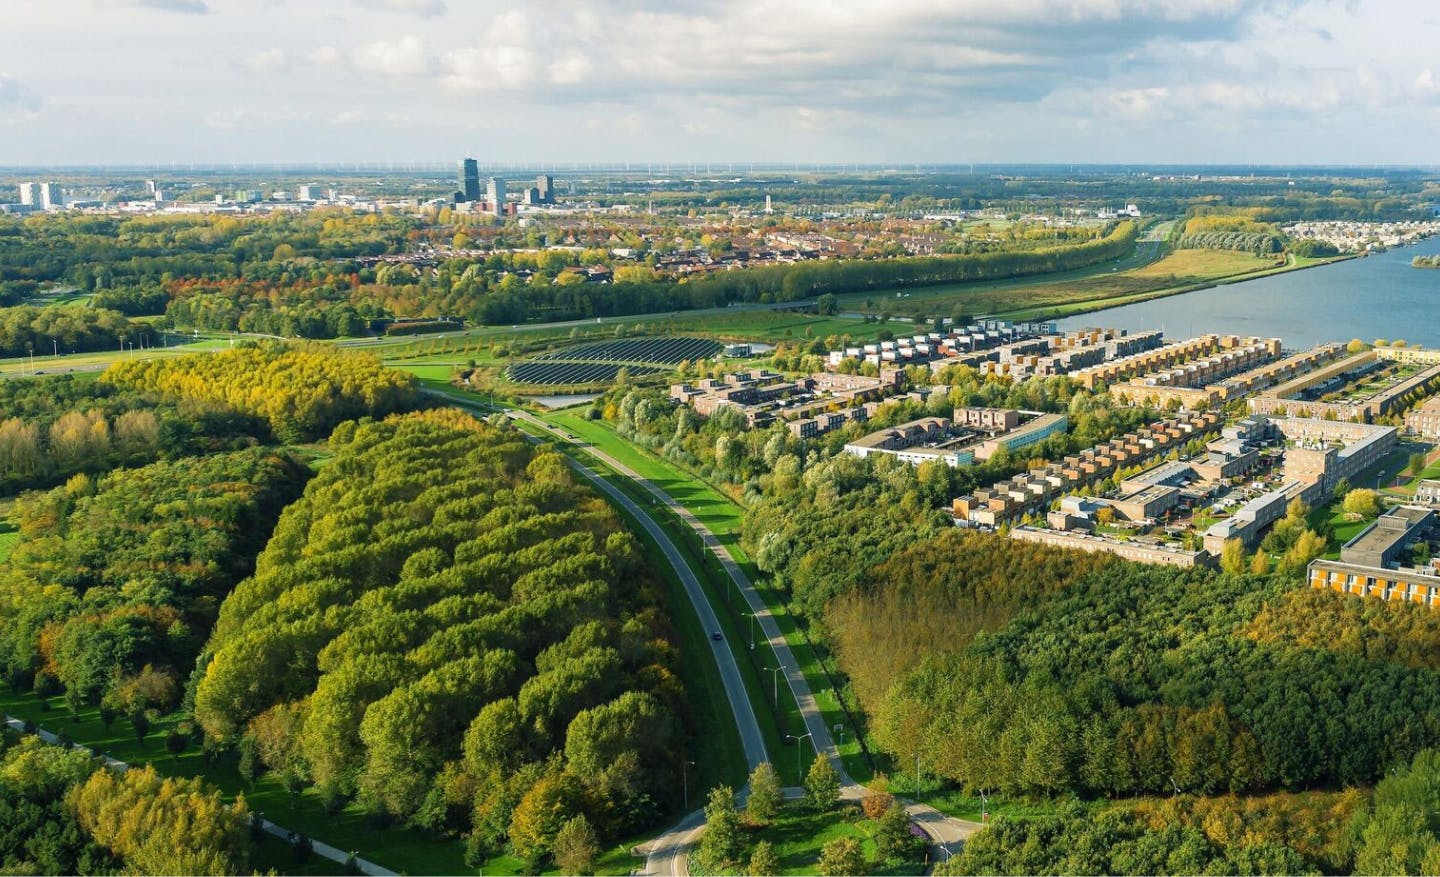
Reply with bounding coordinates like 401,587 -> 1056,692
749,612 -> 758,650
682,759 -> 695,810
763,666 -> 783,704
786,732 -> 813,781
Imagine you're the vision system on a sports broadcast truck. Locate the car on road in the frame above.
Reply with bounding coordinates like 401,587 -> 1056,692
711,631 -> 723,641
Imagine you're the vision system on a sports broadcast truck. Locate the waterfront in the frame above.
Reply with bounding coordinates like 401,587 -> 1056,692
1057,236 -> 1440,346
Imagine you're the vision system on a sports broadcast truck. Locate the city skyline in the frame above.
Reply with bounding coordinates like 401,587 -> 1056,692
3,2 -> 1440,166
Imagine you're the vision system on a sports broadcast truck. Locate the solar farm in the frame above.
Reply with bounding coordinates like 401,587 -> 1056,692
508,336 -> 724,386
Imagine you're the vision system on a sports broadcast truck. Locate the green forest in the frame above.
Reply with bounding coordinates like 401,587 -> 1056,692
0,733 -> 253,875
0,374 -> 269,496
0,448 -> 309,716
102,342 -> 419,442
193,411 -> 690,870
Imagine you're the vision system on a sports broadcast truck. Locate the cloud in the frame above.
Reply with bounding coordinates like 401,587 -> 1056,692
245,48 -> 291,74
0,74 -> 42,114
356,0 -> 447,17
350,35 -> 433,77
131,0 -> 211,13
307,46 -> 342,65
1414,69 -> 1440,104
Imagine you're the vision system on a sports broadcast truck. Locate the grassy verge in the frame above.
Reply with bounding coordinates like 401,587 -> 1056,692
534,411 -> 874,782
906,787 -> 1074,824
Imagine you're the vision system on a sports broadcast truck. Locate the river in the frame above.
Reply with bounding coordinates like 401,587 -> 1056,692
1056,236 -> 1440,347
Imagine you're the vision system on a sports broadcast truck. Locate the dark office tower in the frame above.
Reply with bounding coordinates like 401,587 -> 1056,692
459,158 -> 480,202
536,174 -> 554,204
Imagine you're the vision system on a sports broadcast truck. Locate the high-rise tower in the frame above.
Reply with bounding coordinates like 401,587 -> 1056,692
486,177 -> 506,217
458,158 -> 480,202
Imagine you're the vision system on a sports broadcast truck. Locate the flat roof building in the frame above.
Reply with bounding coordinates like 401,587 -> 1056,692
459,158 -> 480,202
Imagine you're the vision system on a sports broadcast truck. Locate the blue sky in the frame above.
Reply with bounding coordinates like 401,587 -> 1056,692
3,0 -> 1439,165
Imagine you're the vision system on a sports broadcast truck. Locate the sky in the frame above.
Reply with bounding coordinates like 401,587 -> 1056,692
2,0 -> 1439,166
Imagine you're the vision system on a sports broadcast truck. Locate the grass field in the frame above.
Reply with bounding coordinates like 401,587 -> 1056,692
0,520 -> 18,562
751,803 -> 926,876
951,249 -> 1285,320
824,245 -> 1343,324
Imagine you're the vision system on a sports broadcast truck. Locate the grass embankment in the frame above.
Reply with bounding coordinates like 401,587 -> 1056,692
537,411 -> 873,782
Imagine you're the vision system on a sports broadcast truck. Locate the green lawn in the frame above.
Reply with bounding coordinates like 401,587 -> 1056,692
0,520 -> 18,563
747,804 -> 925,876
537,412 -> 874,782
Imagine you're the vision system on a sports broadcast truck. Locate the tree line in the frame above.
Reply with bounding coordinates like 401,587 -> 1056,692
102,341 -> 418,442
0,373 -> 269,495
0,305 -> 140,358
0,732 -> 252,875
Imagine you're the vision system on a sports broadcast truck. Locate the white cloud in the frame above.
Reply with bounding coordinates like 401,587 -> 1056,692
130,0 -> 211,13
6,0 -> 1440,163
350,35 -> 433,77
357,0 -> 447,17
0,74 -> 42,114
245,48 -> 291,74
307,46 -> 342,66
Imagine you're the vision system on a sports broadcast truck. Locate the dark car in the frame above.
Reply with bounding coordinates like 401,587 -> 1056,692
711,631 -> 723,641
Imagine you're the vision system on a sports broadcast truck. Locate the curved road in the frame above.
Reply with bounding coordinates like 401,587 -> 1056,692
501,409 -> 985,870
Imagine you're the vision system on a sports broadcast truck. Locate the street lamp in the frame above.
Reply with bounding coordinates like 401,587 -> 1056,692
682,759 -> 695,810
749,612 -> 758,649
786,732 -> 813,780
763,666 -> 783,704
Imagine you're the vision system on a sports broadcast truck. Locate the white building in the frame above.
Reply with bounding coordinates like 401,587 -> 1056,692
486,177 -> 506,217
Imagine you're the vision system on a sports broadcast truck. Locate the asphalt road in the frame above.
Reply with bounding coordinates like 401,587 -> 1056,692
494,405 -> 770,778
429,392 -> 987,873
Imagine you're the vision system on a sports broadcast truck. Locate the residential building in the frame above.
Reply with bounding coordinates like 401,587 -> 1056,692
38,182 -> 61,210
974,413 -> 1067,460
536,174 -> 554,204
1308,560 -> 1440,608
1010,526 -> 1205,567
1340,506 -> 1433,568
18,182 -> 35,205
1407,396 -> 1440,439
1415,479 -> 1440,506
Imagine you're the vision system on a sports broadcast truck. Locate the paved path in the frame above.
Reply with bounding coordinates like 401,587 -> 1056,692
2,715 -> 396,876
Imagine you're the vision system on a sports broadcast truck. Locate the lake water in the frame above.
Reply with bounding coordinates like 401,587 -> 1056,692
1056,236 -> 1440,347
